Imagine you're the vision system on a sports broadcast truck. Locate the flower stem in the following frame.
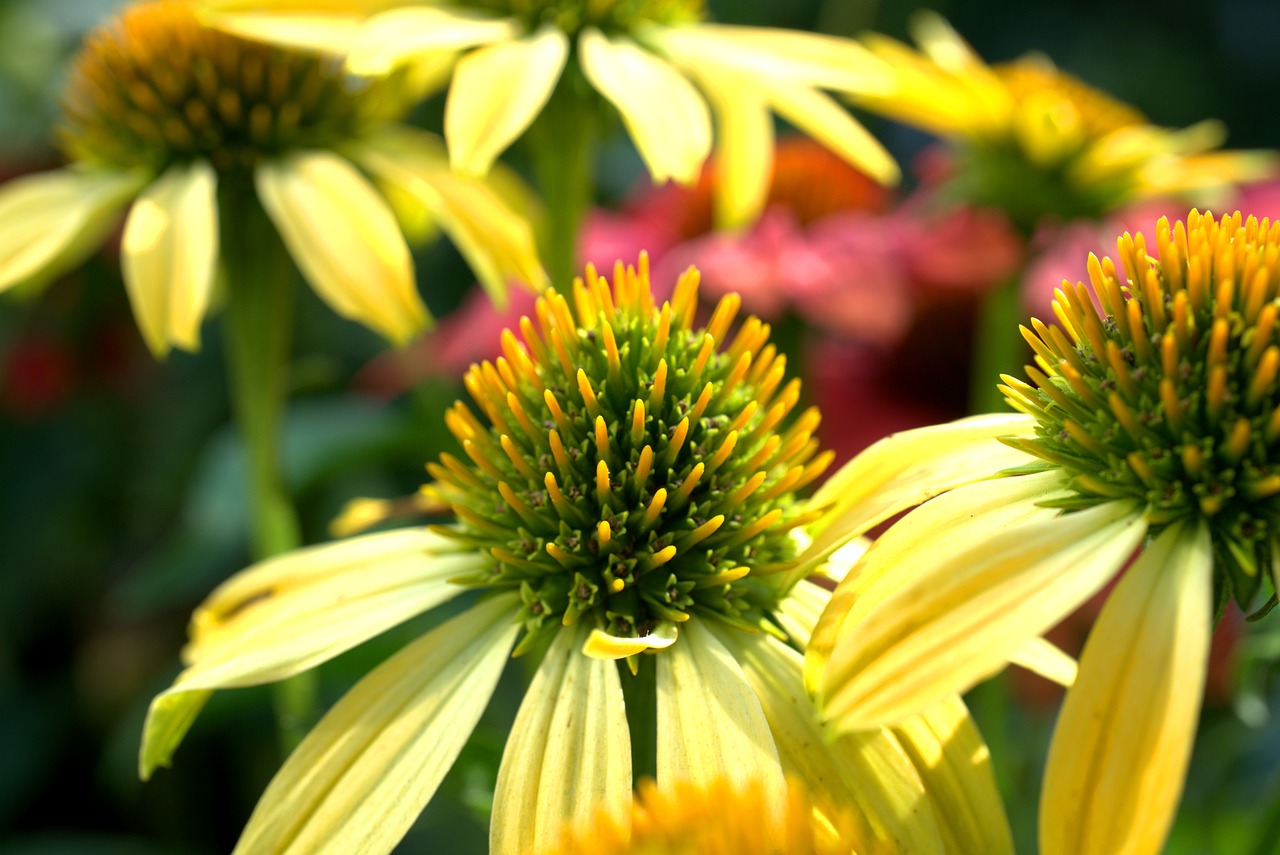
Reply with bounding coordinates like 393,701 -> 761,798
968,273 -> 1026,414
528,68 -> 597,288
621,657 -> 657,781
218,175 -> 314,753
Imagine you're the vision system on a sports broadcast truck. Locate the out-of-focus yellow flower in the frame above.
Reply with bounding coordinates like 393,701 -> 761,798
853,12 -> 1272,228
139,257 -> 1024,855
807,210 -> 1280,855
0,0 -> 545,356
201,0 -> 900,227
540,775 -> 894,855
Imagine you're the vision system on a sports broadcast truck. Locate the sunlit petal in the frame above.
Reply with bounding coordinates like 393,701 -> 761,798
687,65 -> 773,230
583,621 -> 678,660
763,84 -> 899,186
1008,636 -> 1077,687
346,6 -> 520,77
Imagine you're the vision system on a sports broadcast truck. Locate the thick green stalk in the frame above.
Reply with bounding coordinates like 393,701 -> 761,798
968,273 -> 1026,414
218,176 -> 314,751
621,657 -> 657,782
527,70 -> 597,288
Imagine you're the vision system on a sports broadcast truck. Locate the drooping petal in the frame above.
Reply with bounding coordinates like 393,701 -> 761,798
349,128 -> 548,299
891,696 -> 1015,855
656,620 -> 783,804
345,6 -> 521,77
120,159 -> 218,356
799,413 -> 1039,572
814,474 -> 1148,731
446,27 -> 568,176
688,65 -> 773,230
255,150 -> 427,343
1041,520 -> 1213,855
578,27 -> 711,186
764,84 -> 899,186
140,528 -> 478,778
491,623 -> 631,855
232,594 -> 520,855
0,167 -> 144,293
722,629 -> 946,855
583,621 -> 678,660
1008,636 -> 1078,688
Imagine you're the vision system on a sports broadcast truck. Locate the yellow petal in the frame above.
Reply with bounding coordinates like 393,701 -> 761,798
232,594 -> 520,855
583,621 -> 678,660
1041,520 -> 1213,855
121,160 -> 219,356
724,629 -> 946,855
255,150 -> 428,343
764,83 -> 900,186
816,476 -> 1149,730
891,696 -> 1015,855
140,528 -> 475,779
688,65 -> 773,230
0,167 -> 143,292
205,12 -> 367,54
800,413 -> 1038,569
578,27 -> 711,186
1008,636 -> 1078,688
656,621 -> 783,804
446,27 -> 568,176
648,23 -> 893,95
350,128 -> 549,299
346,7 -> 520,77
491,623 -> 631,855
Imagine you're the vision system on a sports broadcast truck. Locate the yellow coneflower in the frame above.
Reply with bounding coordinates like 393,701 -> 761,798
852,12 -> 1271,229
0,0 -> 544,356
139,256 -> 1020,855
200,0 -> 900,229
541,775 -> 893,855
807,210 -> 1278,855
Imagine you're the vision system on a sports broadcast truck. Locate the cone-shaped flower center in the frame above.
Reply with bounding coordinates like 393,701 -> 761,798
431,259 -> 831,652
993,59 -> 1144,140
1004,210 -> 1280,603
58,0 -> 413,172
465,0 -> 704,32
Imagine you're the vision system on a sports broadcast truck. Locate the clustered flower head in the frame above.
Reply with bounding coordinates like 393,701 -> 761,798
0,0 -> 544,355
809,210 -> 1280,855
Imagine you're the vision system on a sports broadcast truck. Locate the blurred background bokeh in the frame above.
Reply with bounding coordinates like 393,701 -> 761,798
3,0 -> 1280,853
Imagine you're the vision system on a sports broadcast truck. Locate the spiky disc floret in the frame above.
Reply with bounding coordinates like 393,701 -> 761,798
430,258 -> 831,653
58,0 -> 413,172
1003,210 -> 1280,606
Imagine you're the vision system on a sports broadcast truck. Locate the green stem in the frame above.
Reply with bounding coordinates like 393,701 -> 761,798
968,274 -> 1027,414
527,71 -> 597,288
219,176 -> 314,752
621,657 -> 657,782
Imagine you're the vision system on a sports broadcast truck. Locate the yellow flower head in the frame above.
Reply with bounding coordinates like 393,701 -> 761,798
855,12 -> 1272,228
140,258 -> 1016,855
0,0 -> 544,356
542,775 -> 891,855
203,0 -> 900,227
806,212 -> 1280,855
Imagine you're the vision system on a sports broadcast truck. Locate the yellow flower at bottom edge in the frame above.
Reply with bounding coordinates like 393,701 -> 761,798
541,775 -> 892,855
850,12 -> 1272,228
806,210 -> 1280,855
138,257 -> 1052,855
200,0 -> 901,228
0,0 -> 545,356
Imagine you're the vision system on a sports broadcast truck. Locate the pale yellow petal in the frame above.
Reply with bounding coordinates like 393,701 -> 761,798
491,623 -> 631,855
206,13 -> 367,54
816,476 -> 1149,730
656,620 -> 783,804
346,7 -> 520,77
855,33 -> 995,139
232,594 -> 520,855
800,413 -> 1038,569
446,27 -> 568,176
579,27 -> 711,186
121,160 -> 218,356
764,83 -> 899,186
1008,636 -> 1078,688
350,128 -> 549,298
1041,520 -> 1213,855
140,528 -> 475,779
255,150 -> 428,343
648,23 -> 893,95
891,696 -> 1014,855
583,621 -> 678,660
723,629 -> 945,855
0,167 -> 143,293
688,65 -> 773,230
